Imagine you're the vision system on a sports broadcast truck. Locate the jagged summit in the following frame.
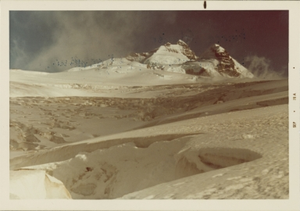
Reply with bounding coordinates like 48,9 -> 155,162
176,39 -> 198,60
124,40 -> 253,79
176,39 -> 191,50
199,43 -> 227,60
126,40 -> 198,64
143,40 -> 198,65
187,43 -> 253,78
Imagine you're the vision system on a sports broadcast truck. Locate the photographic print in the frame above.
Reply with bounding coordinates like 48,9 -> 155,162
2,2 -> 298,209
8,9 -> 289,200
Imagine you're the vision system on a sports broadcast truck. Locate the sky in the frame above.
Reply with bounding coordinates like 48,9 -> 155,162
10,11 -> 288,76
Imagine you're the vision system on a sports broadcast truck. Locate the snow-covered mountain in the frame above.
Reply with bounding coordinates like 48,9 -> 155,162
61,40 -> 253,80
195,43 -> 253,78
126,40 -> 253,79
126,39 -> 198,64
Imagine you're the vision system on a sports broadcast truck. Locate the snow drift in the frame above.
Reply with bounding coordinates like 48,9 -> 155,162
16,136 -> 262,199
10,170 -> 71,199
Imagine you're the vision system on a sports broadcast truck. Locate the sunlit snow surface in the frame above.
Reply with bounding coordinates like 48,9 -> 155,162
9,44 -> 288,199
144,44 -> 190,65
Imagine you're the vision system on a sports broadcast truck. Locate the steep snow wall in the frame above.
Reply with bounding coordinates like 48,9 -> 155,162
10,170 -> 71,199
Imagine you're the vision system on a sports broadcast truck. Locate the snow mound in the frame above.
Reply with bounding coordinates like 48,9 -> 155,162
10,170 -> 71,199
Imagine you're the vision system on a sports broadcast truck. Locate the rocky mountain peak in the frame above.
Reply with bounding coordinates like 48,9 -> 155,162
177,39 -> 188,46
175,39 -> 198,60
125,40 -> 253,79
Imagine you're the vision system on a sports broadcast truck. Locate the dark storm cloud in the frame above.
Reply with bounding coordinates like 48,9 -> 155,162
10,12 -> 57,69
10,11 -> 170,71
10,11 -> 288,75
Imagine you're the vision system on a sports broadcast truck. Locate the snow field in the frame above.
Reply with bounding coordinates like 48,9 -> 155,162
11,103 -> 288,199
9,53 -> 288,200
119,105 -> 288,199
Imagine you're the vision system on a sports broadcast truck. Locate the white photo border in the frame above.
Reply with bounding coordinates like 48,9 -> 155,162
1,1 -> 299,210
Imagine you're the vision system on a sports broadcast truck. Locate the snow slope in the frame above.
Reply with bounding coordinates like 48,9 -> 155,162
9,65 -> 288,199
11,103 -> 288,199
8,40 -> 288,200
144,40 -> 197,65
10,64 -> 196,98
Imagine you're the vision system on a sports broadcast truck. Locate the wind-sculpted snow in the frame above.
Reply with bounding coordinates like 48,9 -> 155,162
119,105 -> 288,199
20,137 -> 194,199
176,147 -> 262,176
18,138 -> 262,199
10,101 -> 288,199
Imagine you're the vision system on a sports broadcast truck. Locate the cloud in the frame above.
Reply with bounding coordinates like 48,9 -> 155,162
10,11 -> 288,74
27,12 -> 150,71
10,39 -> 29,69
244,55 -> 286,79
10,11 -> 178,72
